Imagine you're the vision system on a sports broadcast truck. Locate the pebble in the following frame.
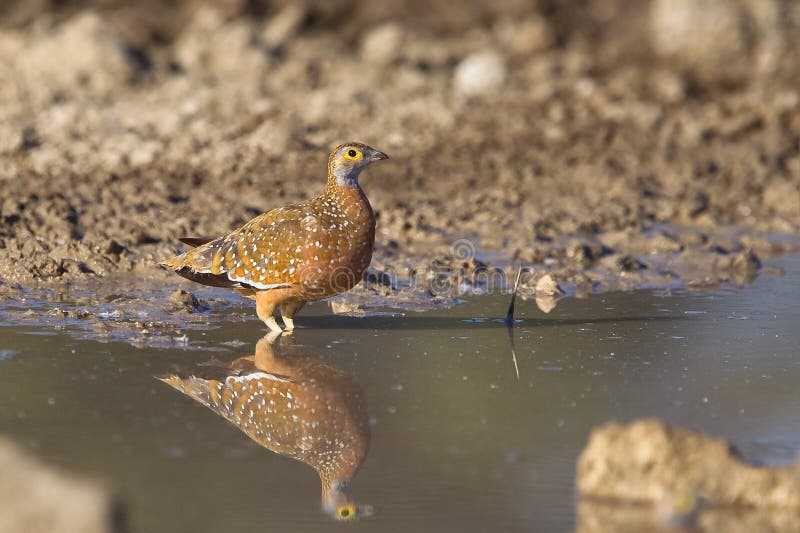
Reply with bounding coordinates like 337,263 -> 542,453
650,0 -> 746,66
535,274 -> 563,296
454,51 -> 506,96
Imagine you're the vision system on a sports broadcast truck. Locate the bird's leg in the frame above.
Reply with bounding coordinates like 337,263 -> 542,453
264,329 -> 282,345
280,300 -> 306,332
255,291 -> 282,334
254,333 -> 301,378
254,334 -> 278,369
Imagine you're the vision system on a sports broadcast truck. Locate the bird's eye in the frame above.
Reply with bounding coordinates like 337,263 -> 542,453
337,504 -> 356,519
344,148 -> 362,161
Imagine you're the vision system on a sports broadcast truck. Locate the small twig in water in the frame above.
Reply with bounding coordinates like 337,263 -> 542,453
504,266 -> 523,327
505,266 -> 523,379
507,328 -> 520,380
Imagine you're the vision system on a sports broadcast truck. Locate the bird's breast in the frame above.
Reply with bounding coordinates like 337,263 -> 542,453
297,190 -> 375,298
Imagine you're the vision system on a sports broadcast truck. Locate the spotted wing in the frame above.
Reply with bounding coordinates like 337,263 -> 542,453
174,204 -> 310,290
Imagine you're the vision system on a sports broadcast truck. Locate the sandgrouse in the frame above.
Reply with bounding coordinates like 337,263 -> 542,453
160,336 -> 370,520
162,143 -> 388,333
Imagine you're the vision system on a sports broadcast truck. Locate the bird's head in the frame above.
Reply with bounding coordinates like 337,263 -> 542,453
321,481 -> 373,522
328,142 -> 389,188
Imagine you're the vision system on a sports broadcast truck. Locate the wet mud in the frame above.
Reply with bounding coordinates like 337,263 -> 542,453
1,0 -> 799,323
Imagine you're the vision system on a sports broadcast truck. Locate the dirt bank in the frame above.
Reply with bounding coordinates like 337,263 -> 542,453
1,0 -> 799,310
0,435 -> 123,533
577,418 -> 800,532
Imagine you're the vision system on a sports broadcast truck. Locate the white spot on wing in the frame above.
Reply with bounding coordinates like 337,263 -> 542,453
226,372 -> 290,384
227,274 -> 292,290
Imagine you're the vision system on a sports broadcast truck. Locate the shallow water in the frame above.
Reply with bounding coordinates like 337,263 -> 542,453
1,256 -> 799,532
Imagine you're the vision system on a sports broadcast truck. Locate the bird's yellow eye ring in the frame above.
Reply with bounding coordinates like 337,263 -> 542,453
344,148 -> 362,161
337,504 -> 356,519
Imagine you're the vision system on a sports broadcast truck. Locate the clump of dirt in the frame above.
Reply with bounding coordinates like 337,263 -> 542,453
0,0 -> 799,310
0,435 -> 124,533
577,418 -> 800,531
167,288 -> 209,313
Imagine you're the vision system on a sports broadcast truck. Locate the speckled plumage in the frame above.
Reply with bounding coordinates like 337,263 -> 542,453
160,336 -> 370,520
161,142 -> 388,332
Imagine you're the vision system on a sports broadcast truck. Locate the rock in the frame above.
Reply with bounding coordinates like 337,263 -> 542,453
534,273 -> 564,296
363,268 -> 394,287
577,495 -> 799,533
577,418 -> 800,508
167,289 -> 207,312
360,23 -> 404,65
731,249 -> 761,276
710,248 -> 762,285
535,295 -> 560,314
454,51 -> 506,96
531,273 -> 564,313
723,249 -> 762,285
566,244 -> 596,269
330,300 -> 366,317
617,255 -> 647,272
649,0 -> 793,78
0,435 -> 122,533
650,0 -> 747,66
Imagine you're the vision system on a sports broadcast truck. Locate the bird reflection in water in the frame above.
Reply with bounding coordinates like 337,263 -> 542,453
159,335 -> 371,521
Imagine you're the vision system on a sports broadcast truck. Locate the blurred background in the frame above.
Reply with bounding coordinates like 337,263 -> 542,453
0,0 -> 798,286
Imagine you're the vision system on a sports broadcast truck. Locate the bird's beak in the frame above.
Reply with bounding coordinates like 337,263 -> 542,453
369,150 -> 389,162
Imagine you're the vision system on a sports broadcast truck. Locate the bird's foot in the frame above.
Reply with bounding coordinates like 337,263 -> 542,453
264,316 -> 283,334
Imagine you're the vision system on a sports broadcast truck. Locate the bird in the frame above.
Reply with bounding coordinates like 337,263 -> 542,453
159,335 -> 371,521
161,142 -> 388,333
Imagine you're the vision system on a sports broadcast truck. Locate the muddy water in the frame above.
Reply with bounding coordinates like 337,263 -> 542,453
0,256 -> 799,532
